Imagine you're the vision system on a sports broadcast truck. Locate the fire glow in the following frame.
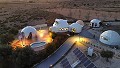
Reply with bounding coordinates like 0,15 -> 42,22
11,30 -> 53,49
11,39 -> 33,49
37,30 -> 53,43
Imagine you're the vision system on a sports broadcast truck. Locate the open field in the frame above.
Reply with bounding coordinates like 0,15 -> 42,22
0,1 -> 120,41
0,0 -> 120,22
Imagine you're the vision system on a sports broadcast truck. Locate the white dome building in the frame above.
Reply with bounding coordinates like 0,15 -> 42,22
76,20 -> 84,27
69,23 -> 83,33
99,30 -> 120,45
49,19 -> 69,32
19,26 -> 47,51
21,26 -> 37,38
90,19 -> 101,28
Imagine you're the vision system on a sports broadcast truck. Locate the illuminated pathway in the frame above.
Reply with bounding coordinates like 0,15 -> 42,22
34,36 -> 78,68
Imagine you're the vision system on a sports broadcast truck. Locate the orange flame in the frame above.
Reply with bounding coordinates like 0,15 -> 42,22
11,30 -> 53,49
11,39 -> 33,49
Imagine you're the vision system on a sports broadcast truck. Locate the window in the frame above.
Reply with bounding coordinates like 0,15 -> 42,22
101,36 -> 108,41
61,28 -> 64,30
59,28 -> 68,31
59,28 -> 62,30
55,21 -> 59,25
72,28 -> 76,32
95,23 -> 97,27
64,28 -> 68,30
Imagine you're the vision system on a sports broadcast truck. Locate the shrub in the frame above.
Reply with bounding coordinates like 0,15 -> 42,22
100,50 -> 114,62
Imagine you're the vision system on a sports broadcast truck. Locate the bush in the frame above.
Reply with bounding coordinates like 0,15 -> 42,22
0,34 -> 14,44
52,32 -> 57,39
14,46 -> 35,68
8,28 -> 19,35
0,45 -> 14,68
100,50 -> 114,62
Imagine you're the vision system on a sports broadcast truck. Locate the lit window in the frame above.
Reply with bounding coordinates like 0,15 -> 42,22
59,28 -> 68,31
72,28 -> 76,32
66,28 -> 68,30
61,28 -> 63,30
64,28 -> 68,30
59,28 -> 62,30
63,28 -> 64,30
55,21 -> 59,25
59,28 -> 64,31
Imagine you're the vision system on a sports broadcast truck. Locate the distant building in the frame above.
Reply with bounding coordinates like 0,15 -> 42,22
90,19 -> 102,28
99,30 -> 120,45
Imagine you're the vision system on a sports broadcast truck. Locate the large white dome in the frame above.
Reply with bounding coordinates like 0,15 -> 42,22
99,30 -> 120,45
69,23 -> 83,33
50,19 -> 69,32
53,19 -> 69,28
21,26 -> 37,38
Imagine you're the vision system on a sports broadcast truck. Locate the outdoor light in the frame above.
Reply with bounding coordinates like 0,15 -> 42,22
50,64 -> 53,67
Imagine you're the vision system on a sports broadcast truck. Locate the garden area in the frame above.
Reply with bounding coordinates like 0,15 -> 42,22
0,32 -> 69,68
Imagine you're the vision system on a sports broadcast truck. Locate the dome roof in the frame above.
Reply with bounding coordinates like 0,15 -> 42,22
70,23 -> 83,28
69,23 -> 83,33
21,26 -> 37,38
55,19 -> 64,21
76,20 -> 84,27
100,30 -> 120,45
90,19 -> 101,23
53,19 -> 69,28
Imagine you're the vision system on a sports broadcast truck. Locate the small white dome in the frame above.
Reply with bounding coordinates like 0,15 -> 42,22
69,23 -> 83,33
90,19 -> 101,27
21,26 -> 37,38
100,30 -> 120,45
76,20 -> 84,27
90,19 -> 101,23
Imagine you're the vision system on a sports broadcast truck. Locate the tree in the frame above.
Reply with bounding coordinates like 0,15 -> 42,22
100,50 -> 114,62
45,43 -> 56,55
0,45 -> 14,68
15,46 -> 35,68
8,28 -> 18,35
52,32 -> 57,39
0,33 -> 14,44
